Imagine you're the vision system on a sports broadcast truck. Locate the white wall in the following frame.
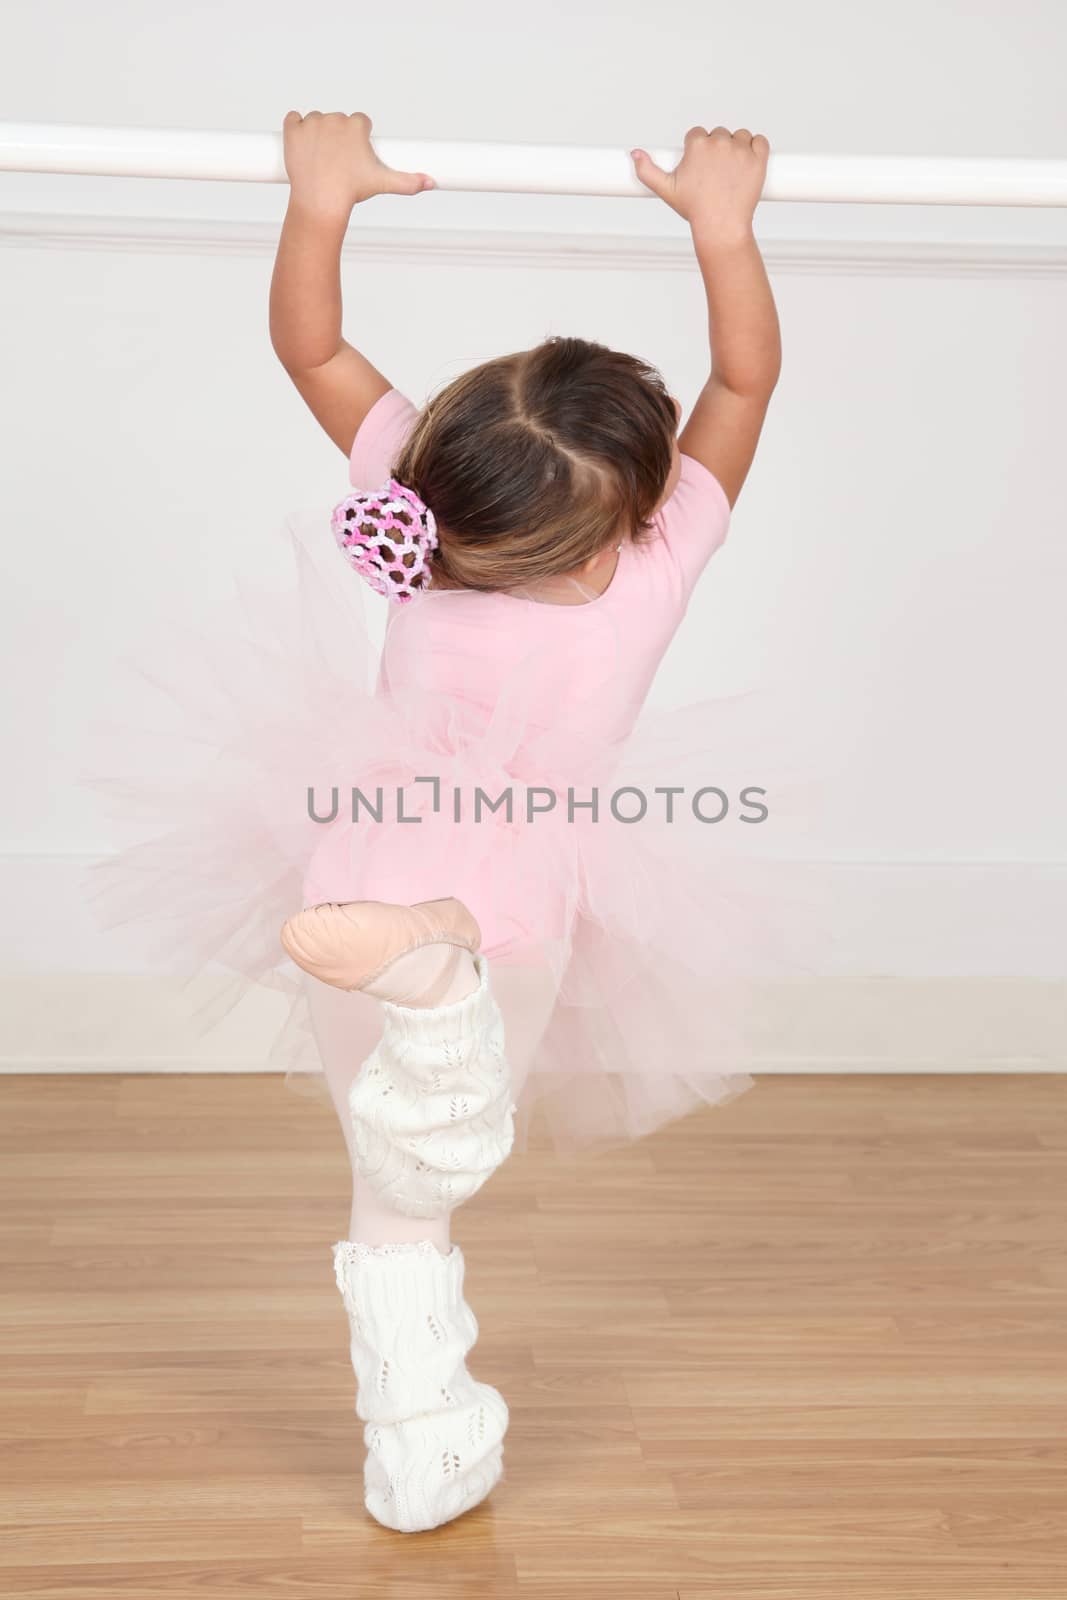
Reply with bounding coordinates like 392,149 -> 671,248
2,0 -> 1066,1072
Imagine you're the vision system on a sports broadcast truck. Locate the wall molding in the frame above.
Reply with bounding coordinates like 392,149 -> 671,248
2,209 -> 1066,277
4,849 -> 1066,977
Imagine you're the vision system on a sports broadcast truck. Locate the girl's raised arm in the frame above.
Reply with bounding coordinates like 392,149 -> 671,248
269,110 -> 435,458
632,127 -> 780,509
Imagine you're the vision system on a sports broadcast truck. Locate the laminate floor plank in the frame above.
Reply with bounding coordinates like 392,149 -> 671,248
2,1071 -> 1065,1598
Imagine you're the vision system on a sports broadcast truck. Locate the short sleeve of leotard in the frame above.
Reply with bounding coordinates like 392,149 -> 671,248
650,452 -> 732,602
348,387 -> 420,490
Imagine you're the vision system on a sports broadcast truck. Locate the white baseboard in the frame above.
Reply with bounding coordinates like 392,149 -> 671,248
1,973 -> 1063,1075
2,852 -> 1064,1074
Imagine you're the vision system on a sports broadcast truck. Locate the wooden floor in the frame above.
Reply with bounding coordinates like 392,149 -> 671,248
1,1073 -> 1066,1598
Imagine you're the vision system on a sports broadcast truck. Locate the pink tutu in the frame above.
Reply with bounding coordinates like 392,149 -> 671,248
84,494 -> 832,1159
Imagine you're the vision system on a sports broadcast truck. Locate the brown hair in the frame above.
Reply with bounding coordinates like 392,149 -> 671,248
390,335 -> 677,594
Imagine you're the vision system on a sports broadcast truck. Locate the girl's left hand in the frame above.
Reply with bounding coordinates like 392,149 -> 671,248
282,110 -> 436,220
631,126 -> 769,237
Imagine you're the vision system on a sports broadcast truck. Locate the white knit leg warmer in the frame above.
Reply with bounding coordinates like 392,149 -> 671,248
332,1238 -> 509,1533
348,954 -> 516,1219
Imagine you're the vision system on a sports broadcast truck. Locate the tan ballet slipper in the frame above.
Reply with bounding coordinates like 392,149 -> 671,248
279,897 -> 481,994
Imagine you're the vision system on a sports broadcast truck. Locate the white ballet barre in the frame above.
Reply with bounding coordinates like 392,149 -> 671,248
2,121 -> 1066,207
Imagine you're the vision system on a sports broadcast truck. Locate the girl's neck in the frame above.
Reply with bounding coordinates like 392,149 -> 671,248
522,542 -> 621,605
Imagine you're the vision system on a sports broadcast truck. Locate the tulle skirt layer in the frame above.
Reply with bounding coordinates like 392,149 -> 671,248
85,506 -> 832,1159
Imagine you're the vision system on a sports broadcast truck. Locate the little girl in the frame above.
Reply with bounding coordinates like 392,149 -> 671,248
94,110 -> 790,1535
262,107 -> 785,1535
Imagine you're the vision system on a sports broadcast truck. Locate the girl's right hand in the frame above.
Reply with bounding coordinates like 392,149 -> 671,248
631,127 -> 770,237
282,110 -> 436,222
